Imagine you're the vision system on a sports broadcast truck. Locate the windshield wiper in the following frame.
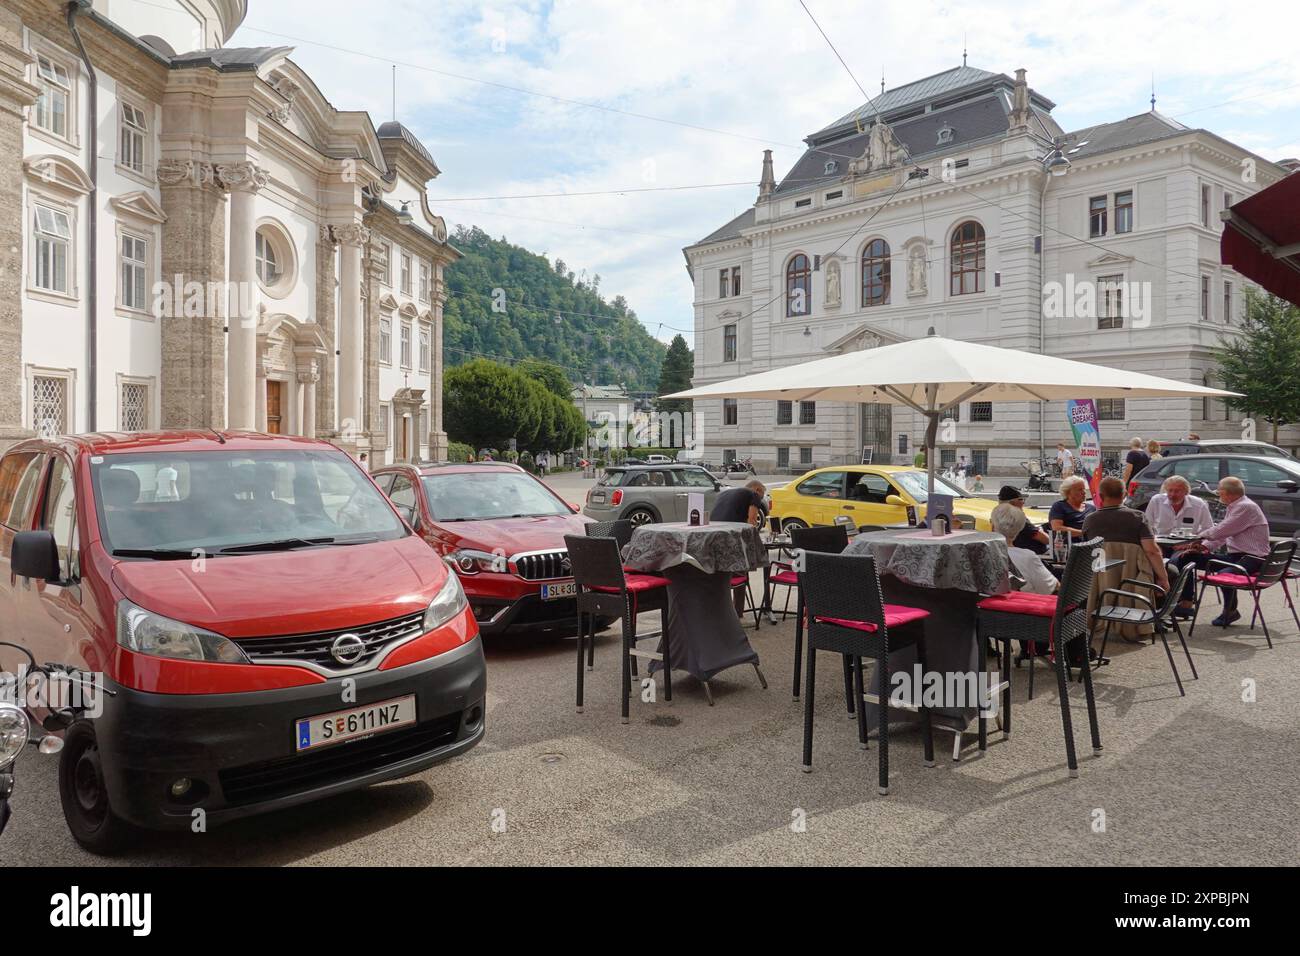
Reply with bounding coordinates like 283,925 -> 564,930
112,548 -> 200,560
218,536 -> 335,554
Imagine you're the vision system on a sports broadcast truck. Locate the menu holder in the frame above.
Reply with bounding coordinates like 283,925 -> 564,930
928,493 -> 954,536
687,492 -> 707,526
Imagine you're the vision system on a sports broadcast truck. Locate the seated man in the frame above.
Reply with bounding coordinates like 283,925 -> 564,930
1145,475 -> 1214,538
991,502 -> 1057,595
1082,477 -> 1170,592
1169,476 -> 1270,625
997,485 -> 1048,554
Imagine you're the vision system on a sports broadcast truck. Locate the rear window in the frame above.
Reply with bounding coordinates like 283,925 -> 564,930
596,470 -> 624,487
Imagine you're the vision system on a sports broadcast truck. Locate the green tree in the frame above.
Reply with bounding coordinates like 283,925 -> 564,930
654,334 -> 694,447
516,358 -> 572,399
1215,290 -> 1300,443
443,359 -> 543,451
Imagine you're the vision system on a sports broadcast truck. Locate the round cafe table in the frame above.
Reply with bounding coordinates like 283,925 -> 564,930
845,528 -> 1011,738
622,521 -> 768,698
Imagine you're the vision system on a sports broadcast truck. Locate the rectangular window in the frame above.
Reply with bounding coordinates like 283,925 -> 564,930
1223,281 -> 1232,324
119,382 -> 149,431
825,190 -> 843,201
400,254 -> 411,294
940,448 -> 956,468
419,324 -> 431,371
971,449 -> 989,475
719,269 -> 729,298
1201,184 -> 1211,227
379,316 -> 392,364
419,407 -> 429,449
1096,398 -> 1125,421
34,54 -> 71,139
731,266 -> 741,297
723,398 -> 737,426
33,204 -> 71,294
799,446 -> 812,465
969,401 -> 992,422
1201,275 -> 1210,321
400,323 -> 412,368
380,242 -> 392,285
777,446 -> 790,468
1114,190 -> 1133,233
1089,196 -> 1107,237
723,324 -> 737,362
799,401 -> 816,425
120,102 -> 147,174
897,434 -> 908,454
776,400 -> 792,425
1097,274 -> 1125,329
419,261 -> 430,302
794,198 -> 811,208
121,233 -> 147,312
32,374 -> 69,437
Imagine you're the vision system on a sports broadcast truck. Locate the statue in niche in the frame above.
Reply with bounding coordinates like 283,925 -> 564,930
908,244 -> 927,295
825,259 -> 842,308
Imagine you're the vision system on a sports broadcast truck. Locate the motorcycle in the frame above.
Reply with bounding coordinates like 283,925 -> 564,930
0,642 -> 109,838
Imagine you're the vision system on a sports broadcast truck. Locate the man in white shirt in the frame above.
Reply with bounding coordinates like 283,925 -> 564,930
991,502 -> 1058,595
1145,475 -> 1214,537
1055,443 -> 1075,477
155,463 -> 179,501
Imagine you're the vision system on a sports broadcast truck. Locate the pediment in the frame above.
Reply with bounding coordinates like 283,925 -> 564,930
377,292 -> 400,312
825,322 -> 911,354
109,191 -> 167,224
24,154 -> 93,196
398,301 -> 420,319
1086,251 -> 1134,269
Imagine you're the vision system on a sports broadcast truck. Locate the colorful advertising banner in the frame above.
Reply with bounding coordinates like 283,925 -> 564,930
1067,399 -> 1103,505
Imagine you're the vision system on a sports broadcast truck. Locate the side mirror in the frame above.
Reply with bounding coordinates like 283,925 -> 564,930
885,495 -> 907,507
566,501 -> 582,514
11,531 -> 60,582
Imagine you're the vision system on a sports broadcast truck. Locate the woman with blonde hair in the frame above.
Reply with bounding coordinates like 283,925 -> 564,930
1147,439 -> 1162,460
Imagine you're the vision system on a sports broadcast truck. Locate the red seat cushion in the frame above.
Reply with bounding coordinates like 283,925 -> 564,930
1202,572 -> 1260,588
730,575 -> 749,587
814,604 -> 930,632
770,569 -> 799,586
590,573 -> 670,594
976,591 -> 1060,617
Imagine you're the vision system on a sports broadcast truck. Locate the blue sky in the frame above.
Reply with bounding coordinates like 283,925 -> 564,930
231,0 -> 1300,344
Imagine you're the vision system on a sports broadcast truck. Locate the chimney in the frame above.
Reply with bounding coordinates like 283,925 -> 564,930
758,149 -> 776,201
1008,68 -> 1032,131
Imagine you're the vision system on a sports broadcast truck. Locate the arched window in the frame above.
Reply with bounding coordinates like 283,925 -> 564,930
786,253 -> 811,316
861,238 -> 890,306
950,220 -> 985,295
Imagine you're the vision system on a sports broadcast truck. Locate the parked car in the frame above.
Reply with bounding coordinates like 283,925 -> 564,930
768,465 -> 1049,532
1158,439 -> 1294,460
372,460 -> 595,635
1126,453 -> 1300,536
644,454 -> 674,465
584,464 -> 728,525
0,431 -> 485,852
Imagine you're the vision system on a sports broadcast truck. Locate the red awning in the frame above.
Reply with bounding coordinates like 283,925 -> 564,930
1221,173 -> 1300,307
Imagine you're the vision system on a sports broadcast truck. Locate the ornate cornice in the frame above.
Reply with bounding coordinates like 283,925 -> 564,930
157,158 -> 216,188
215,161 -> 270,193
333,222 -> 370,247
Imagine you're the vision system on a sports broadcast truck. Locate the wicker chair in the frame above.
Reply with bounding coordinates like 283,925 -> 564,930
1190,539 -> 1299,648
776,525 -> 850,703
1093,560 -> 1198,696
798,551 -> 934,795
976,537 -> 1103,778
585,519 -> 634,551
565,535 -> 670,723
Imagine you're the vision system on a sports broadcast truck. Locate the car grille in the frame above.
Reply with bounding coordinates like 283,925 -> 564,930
237,612 -> 426,672
513,550 -> 571,581
218,713 -> 462,807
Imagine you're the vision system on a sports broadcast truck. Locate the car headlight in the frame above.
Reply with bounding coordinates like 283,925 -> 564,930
0,703 -> 30,771
445,549 -> 507,574
116,599 -> 249,664
424,570 -> 469,631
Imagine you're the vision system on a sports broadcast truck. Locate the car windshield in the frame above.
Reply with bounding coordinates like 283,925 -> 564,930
422,472 -> 569,520
891,471 -> 967,502
92,449 -> 406,556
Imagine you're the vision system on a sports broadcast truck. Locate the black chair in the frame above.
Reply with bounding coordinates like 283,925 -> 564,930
798,551 -> 935,795
1189,540 -> 1299,648
976,537 -> 1103,778
780,524 -> 850,704
565,535 -> 671,723
1093,561 -> 1198,696
585,519 -> 634,551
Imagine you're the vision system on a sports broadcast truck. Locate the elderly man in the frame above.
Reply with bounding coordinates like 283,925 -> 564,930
992,503 -> 1058,595
1146,475 -> 1215,538
997,485 -> 1048,553
710,478 -> 766,526
1083,477 -> 1170,592
1169,476 -> 1270,625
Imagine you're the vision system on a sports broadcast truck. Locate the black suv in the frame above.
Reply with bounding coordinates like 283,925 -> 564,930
1126,453 -> 1300,536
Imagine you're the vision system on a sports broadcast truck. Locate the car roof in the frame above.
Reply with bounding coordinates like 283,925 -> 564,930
1147,453 -> 1300,470
4,430 -> 339,457
608,463 -> 706,470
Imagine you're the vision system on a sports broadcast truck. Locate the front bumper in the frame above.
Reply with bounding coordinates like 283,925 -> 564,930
94,637 -> 486,830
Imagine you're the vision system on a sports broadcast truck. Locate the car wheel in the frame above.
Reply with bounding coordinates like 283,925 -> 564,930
623,506 -> 658,526
781,517 -> 809,532
58,721 -> 134,855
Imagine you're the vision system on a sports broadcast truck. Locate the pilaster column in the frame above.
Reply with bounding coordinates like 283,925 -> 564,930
255,356 -> 268,431
315,225 -> 338,433
334,222 -> 369,438
429,282 -> 449,460
217,161 -> 268,431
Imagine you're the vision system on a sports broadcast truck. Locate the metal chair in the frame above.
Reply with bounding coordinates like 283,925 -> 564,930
1189,539 -> 1299,648
1093,561 -> 1198,696
976,537 -> 1103,778
798,551 -> 934,795
565,535 -> 670,723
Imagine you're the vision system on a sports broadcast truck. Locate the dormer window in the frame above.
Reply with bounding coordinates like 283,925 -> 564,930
824,160 -> 838,175
937,123 -> 954,145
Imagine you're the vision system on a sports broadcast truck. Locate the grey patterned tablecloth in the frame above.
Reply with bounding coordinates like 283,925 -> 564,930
622,522 -> 768,575
845,528 -> 1010,595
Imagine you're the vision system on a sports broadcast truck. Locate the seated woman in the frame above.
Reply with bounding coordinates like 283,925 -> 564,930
1049,475 -> 1096,541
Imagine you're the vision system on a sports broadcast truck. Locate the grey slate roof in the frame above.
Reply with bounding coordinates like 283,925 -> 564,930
696,207 -> 755,245
169,46 -> 292,72
376,121 -> 439,172
1063,110 -> 1190,159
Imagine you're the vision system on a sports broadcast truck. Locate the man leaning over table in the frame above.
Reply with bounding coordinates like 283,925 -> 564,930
1082,477 -> 1170,592
1168,476 -> 1271,625
1146,475 -> 1215,538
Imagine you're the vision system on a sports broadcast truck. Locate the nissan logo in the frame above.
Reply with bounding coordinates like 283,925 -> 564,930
330,633 -> 366,665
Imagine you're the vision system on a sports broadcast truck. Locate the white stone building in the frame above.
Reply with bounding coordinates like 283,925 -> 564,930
0,0 -> 457,465
683,65 -> 1298,474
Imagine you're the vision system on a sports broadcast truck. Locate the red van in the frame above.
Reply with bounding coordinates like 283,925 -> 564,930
0,431 -> 485,853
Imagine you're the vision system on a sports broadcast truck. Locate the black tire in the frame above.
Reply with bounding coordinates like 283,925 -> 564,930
58,720 -> 134,855
622,506 -> 659,527
781,517 -> 809,532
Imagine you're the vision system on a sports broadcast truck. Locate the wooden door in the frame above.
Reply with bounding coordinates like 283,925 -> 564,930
395,413 -> 408,461
266,381 -> 282,434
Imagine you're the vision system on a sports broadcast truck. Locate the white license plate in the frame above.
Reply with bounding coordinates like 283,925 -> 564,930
295,695 -> 416,752
540,581 -> 577,600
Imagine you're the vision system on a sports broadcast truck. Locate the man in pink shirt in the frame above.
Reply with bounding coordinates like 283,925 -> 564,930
1170,476 -> 1270,625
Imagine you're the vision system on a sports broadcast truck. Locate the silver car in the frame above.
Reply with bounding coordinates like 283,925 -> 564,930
584,464 -> 727,526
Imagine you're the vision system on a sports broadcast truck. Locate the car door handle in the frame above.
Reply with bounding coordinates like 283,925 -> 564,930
675,493 -> 688,497
842,505 -> 855,510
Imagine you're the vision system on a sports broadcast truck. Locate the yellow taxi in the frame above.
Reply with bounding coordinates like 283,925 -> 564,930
768,465 -> 1048,532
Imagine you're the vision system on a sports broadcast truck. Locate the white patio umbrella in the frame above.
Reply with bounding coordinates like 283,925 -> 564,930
667,330 -> 1239,495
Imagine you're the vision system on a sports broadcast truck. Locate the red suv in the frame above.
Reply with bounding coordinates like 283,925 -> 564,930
371,461 -> 593,635
0,431 -> 485,853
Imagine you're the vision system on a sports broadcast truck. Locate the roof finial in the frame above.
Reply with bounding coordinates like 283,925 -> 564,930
963,34 -> 967,67
1150,73 -> 1156,111
881,67 -> 885,95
